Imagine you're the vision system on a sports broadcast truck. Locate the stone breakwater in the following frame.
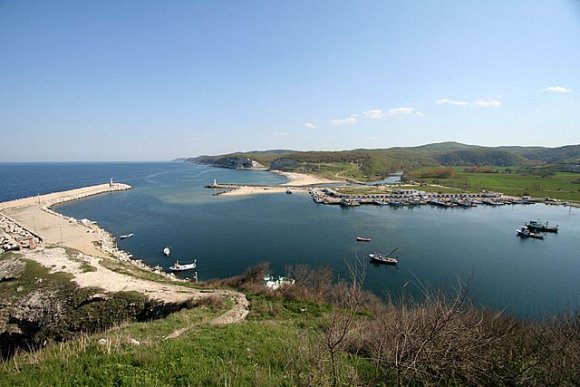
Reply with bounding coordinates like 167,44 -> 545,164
0,182 -> 132,211
0,182 -> 186,282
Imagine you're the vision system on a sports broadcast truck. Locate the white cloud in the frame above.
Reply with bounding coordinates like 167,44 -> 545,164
330,117 -> 358,126
474,99 -> 501,108
436,97 -> 501,108
273,131 -> 288,136
543,86 -> 572,94
304,122 -> 317,129
366,136 -> 378,141
389,107 -> 415,116
362,109 -> 385,119
415,111 -> 425,117
436,98 -> 470,106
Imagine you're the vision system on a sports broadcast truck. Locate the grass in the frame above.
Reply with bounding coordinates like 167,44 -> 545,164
0,292 -> 373,386
99,257 -> 201,290
3,260 -> 580,385
410,167 -> 580,201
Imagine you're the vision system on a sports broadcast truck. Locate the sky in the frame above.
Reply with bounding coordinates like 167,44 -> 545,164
0,1 -> 579,161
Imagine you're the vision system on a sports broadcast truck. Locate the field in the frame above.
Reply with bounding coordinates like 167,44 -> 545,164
409,167 -> 580,201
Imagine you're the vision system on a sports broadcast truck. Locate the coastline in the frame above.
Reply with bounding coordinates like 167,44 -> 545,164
0,183 -> 202,302
216,170 -> 343,197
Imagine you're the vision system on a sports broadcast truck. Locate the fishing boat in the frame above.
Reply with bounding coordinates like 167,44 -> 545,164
119,233 -> 134,240
356,236 -> 371,242
169,259 -> 197,271
369,247 -> 399,265
516,226 -> 545,239
263,275 -> 295,290
163,247 -> 171,256
525,220 -> 558,233
340,199 -> 361,207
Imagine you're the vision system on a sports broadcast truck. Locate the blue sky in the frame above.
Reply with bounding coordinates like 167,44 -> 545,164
0,1 -> 578,161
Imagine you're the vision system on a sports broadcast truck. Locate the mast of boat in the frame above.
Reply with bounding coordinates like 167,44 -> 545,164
387,247 -> 399,256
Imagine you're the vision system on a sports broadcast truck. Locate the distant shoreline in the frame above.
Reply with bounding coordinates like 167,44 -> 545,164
208,170 -> 343,197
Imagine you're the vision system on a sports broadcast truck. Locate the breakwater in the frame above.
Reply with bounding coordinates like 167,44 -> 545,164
0,182 -> 131,211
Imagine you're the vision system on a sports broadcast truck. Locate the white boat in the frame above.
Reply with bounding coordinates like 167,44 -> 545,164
369,253 -> 398,264
119,233 -> 134,240
369,247 -> 399,265
263,275 -> 295,290
169,260 -> 197,271
163,247 -> 171,256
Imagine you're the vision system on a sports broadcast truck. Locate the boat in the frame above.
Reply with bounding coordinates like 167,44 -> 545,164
516,226 -> 545,239
119,233 -> 134,240
169,259 -> 197,271
163,247 -> 171,256
525,220 -> 558,233
263,275 -> 295,290
340,199 -> 361,207
369,247 -> 399,265
286,189 -> 292,194
356,236 -> 371,242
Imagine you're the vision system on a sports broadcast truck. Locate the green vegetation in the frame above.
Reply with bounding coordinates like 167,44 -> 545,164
2,262 -> 580,385
409,167 -> 580,201
0,255 -> 196,359
189,142 -> 580,200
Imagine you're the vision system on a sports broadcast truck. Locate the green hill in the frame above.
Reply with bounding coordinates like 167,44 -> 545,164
187,142 -> 580,182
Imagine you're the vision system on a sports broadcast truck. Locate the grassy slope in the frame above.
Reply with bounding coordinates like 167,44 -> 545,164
0,294 -> 375,386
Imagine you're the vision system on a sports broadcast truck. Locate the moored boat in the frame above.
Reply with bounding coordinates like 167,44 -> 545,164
169,259 -> 197,271
369,252 -> 398,264
356,236 -> 371,242
516,226 -> 545,239
526,220 -> 558,233
369,247 -> 399,265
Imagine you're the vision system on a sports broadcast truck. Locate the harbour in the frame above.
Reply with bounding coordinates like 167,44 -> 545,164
1,162 -> 579,319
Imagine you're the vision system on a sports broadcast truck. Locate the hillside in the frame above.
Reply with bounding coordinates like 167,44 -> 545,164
2,259 -> 579,386
187,142 -> 580,181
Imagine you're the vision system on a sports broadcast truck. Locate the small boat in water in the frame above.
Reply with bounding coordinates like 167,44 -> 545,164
163,247 -> 171,256
369,247 -> 399,265
119,233 -> 134,240
525,220 -> 558,233
169,259 -> 197,271
356,236 -> 371,242
516,226 -> 545,239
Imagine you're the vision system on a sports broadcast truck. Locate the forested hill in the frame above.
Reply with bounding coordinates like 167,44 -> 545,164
186,142 -> 580,180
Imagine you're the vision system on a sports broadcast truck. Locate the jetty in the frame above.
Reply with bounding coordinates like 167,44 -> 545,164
0,182 -> 131,257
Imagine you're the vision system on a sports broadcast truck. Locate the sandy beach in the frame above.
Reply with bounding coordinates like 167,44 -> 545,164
218,171 -> 342,197
0,183 -> 249,320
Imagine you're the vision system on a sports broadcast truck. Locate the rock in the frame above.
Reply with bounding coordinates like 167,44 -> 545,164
98,338 -> 108,346
0,257 -> 25,282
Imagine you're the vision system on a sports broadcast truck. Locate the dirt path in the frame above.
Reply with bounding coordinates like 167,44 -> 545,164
2,183 -> 251,329
19,247 -> 250,325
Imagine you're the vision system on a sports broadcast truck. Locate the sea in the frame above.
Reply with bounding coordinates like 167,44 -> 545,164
1,162 -> 579,320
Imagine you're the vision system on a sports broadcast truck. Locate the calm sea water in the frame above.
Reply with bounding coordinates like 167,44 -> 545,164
1,162 -> 579,319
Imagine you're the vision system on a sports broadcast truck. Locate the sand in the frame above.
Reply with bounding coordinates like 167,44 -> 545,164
276,171 -> 342,186
0,183 -> 250,324
219,171 -> 342,197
